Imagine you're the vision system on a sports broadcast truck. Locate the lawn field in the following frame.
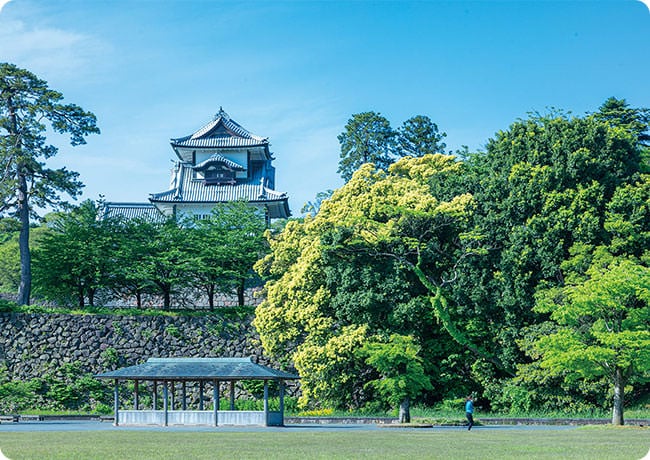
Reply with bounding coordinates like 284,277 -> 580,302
0,426 -> 648,460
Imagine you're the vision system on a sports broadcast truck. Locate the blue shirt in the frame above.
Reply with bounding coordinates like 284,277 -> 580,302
465,400 -> 474,414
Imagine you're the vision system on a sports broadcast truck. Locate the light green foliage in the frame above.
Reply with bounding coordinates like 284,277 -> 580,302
533,259 -> 650,423
604,175 -> 650,260
0,225 -> 19,293
255,154 -> 477,409
0,362 -> 111,413
359,334 -> 432,409
534,259 -> 650,377
294,325 -> 369,409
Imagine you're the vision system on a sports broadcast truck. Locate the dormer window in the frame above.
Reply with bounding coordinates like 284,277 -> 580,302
193,153 -> 245,186
204,165 -> 235,185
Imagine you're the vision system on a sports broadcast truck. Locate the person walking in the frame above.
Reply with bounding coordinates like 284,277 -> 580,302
465,396 -> 474,431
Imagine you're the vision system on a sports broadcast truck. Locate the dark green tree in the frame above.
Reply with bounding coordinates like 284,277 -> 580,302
0,63 -> 99,305
337,111 -> 396,181
133,218 -> 194,309
397,115 -> 446,157
593,97 -> 650,147
187,202 -> 267,308
32,200 -> 121,307
454,107 -> 645,371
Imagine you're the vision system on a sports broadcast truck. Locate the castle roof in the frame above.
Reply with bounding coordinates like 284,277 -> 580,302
101,202 -> 166,222
149,162 -> 290,218
170,108 -> 268,150
194,153 -> 245,172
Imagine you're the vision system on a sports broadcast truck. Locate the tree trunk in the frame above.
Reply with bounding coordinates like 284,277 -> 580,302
612,367 -> 625,426
10,92 -> 31,306
207,284 -> 215,310
88,287 -> 95,307
237,279 -> 245,307
17,170 -> 31,306
77,286 -> 85,308
163,288 -> 171,310
399,397 -> 410,423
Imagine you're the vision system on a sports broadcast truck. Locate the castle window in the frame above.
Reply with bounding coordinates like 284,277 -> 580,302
204,165 -> 235,185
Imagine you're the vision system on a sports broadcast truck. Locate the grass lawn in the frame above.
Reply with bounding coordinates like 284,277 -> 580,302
0,426 -> 648,460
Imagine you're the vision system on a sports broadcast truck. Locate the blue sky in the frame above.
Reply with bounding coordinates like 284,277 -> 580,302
1,0 -> 649,215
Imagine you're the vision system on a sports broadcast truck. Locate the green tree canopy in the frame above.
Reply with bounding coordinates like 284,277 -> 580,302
186,202 -> 268,308
533,258 -> 650,425
32,200 -> 120,307
336,111 -> 396,181
452,103 -> 647,373
255,154 -> 480,409
359,334 -> 432,423
397,115 -> 446,157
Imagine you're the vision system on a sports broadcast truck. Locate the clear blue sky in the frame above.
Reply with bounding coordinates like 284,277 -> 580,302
1,0 -> 649,215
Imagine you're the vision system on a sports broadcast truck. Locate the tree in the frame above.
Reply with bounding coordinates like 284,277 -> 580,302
397,115 -> 446,157
32,200 -> 120,307
187,202 -> 267,308
109,216 -> 160,308
255,155 -> 480,409
454,106 -> 646,375
337,112 -> 396,181
533,259 -> 650,425
133,218 -> 194,309
592,97 -> 650,147
0,63 -> 99,305
359,334 -> 432,423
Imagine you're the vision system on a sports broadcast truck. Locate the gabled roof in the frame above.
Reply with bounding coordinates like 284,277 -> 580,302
170,108 -> 268,149
194,153 -> 246,172
101,202 -> 166,222
95,357 -> 299,381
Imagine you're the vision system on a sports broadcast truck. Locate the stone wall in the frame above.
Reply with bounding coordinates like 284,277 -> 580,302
0,312 -> 281,383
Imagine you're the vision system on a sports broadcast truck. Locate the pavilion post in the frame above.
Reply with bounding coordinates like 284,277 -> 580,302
163,381 -> 169,427
182,381 -> 187,410
134,380 -> 139,410
263,381 -> 269,426
153,380 -> 158,410
213,380 -> 219,426
279,380 -> 285,419
170,381 -> 175,410
229,381 -> 235,410
113,379 -> 119,426
199,380 -> 204,410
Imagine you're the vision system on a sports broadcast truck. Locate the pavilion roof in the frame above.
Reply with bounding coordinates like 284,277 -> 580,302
170,108 -> 268,149
96,357 -> 300,381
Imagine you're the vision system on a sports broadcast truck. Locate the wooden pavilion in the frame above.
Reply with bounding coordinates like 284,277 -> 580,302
95,357 -> 299,427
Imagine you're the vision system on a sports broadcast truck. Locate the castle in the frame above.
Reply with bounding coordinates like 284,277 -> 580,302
104,108 -> 290,223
